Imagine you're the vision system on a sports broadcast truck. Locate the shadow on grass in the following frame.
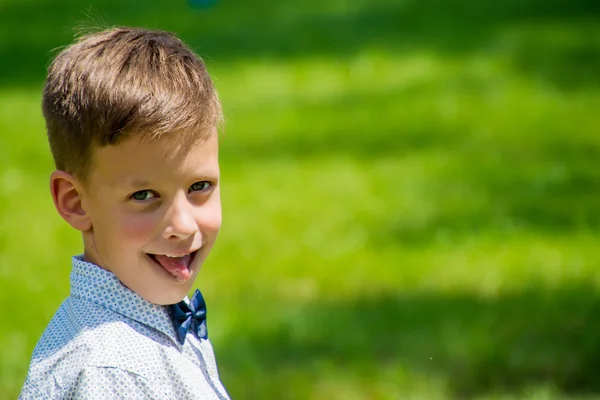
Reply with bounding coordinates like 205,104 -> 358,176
372,138 -> 600,247
220,84 -> 472,162
218,284 -> 600,398
0,0 -> 599,89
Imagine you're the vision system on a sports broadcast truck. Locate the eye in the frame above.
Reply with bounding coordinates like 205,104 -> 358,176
130,190 -> 156,201
189,181 -> 212,193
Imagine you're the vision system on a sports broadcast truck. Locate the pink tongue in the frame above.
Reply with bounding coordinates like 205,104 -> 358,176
153,254 -> 192,281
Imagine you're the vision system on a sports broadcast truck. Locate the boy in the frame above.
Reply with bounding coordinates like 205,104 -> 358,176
19,27 -> 230,399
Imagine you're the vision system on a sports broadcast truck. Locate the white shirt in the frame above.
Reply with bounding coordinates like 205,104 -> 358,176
19,256 -> 230,399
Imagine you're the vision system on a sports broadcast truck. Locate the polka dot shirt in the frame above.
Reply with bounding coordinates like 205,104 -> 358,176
19,256 -> 230,399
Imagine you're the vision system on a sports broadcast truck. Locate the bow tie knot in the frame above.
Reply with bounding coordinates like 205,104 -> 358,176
169,289 -> 208,345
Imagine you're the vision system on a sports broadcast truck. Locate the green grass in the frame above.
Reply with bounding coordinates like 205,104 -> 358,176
1,0 -> 600,399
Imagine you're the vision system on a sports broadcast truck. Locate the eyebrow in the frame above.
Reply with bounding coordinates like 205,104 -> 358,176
122,172 -> 220,189
126,179 -> 152,188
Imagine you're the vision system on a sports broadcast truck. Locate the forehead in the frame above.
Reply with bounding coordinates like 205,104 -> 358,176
88,132 -> 219,187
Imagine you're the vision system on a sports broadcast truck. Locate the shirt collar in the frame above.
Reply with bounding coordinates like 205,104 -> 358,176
70,255 -> 185,347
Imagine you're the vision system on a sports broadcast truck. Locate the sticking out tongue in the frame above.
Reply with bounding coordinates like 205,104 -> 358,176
152,254 -> 192,281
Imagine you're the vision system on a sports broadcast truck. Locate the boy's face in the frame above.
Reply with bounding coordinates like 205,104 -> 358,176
78,132 -> 221,305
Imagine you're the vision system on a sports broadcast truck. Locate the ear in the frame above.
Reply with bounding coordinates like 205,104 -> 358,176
50,170 -> 92,232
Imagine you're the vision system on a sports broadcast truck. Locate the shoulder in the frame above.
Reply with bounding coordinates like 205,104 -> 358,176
28,296 -> 133,367
19,365 -> 170,399
21,297 -> 175,398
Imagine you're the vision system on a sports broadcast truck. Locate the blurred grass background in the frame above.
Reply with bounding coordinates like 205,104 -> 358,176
1,0 -> 600,399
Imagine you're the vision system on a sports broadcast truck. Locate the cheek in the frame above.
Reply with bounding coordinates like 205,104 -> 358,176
200,195 -> 222,234
206,211 -> 222,234
117,212 -> 159,242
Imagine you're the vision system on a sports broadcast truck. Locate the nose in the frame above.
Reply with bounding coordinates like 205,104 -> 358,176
162,192 -> 198,240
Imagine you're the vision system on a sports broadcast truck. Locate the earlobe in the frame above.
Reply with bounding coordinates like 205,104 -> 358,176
50,170 -> 92,232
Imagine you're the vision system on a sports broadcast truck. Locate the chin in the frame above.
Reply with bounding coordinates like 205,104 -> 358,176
147,284 -> 194,306
125,277 -> 190,305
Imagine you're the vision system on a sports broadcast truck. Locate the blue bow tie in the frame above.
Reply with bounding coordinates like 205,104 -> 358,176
169,289 -> 208,345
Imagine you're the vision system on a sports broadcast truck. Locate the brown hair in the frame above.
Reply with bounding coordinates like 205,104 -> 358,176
42,26 -> 222,181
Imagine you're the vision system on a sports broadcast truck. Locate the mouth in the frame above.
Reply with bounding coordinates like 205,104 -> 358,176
146,249 -> 199,282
